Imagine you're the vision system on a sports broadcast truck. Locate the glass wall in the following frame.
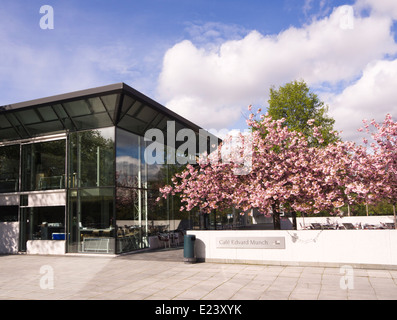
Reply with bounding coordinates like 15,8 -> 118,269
116,187 -> 146,252
19,206 -> 66,251
67,127 -> 115,254
116,128 -> 147,253
21,140 -> 66,191
69,128 -> 114,188
0,144 -> 20,193
68,188 -> 114,253
0,88 -> 217,255
115,127 -> 192,253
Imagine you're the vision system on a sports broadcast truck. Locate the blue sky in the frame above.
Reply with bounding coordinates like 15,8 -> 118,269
0,0 -> 396,142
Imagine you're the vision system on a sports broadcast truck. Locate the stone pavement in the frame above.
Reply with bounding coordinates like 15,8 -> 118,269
1,248 -> 397,300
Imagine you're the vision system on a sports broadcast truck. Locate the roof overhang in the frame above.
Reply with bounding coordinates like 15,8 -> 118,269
0,83 -> 219,145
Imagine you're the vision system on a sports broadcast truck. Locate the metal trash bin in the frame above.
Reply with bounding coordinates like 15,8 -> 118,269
183,234 -> 196,263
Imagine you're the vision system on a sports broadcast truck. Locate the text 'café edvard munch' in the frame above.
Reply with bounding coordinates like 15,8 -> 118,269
0,83 -> 218,254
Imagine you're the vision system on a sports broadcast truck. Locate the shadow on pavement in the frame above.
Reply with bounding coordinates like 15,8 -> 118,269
117,246 -> 184,262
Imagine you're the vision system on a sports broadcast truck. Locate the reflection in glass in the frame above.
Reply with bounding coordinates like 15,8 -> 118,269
116,129 -> 142,188
67,188 -> 115,254
69,128 -> 115,188
115,127 -> 194,253
0,144 -> 20,193
116,187 -> 147,253
116,128 -> 165,190
20,206 -> 65,241
67,128 -> 115,254
21,140 -> 66,191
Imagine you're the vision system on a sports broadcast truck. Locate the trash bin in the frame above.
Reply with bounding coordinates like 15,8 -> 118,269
183,234 -> 196,263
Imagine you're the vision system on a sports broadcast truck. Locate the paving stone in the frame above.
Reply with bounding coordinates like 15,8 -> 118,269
1,249 -> 397,300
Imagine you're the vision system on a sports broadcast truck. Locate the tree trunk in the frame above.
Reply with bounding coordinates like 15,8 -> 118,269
214,209 -> 217,230
291,211 -> 297,230
272,204 -> 281,230
200,211 -> 209,230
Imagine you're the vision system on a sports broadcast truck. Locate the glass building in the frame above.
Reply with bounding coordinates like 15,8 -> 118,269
0,83 -> 218,254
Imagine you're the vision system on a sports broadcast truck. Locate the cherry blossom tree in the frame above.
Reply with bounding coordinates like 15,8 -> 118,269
243,110 -> 371,227
360,114 -> 397,226
159,107 -> 396,229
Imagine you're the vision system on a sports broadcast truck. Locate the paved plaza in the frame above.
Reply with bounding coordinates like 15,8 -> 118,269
1,248 -> 397,300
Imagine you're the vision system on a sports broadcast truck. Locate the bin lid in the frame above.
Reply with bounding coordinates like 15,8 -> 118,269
186,234 -> 196,240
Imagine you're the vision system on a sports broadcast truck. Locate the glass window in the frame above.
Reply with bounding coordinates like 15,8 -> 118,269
21,139 -> 66,191
0,206 -> 18,222
116,187 -> 147,253
0,144 -> 20,193
20,206 -> 65,241
116,128 -> 168,190
69,128 -> 115,188
80,188 -> 114,229
67,188 -> 115,254
116,128 -> 142,188
145,138 -> 168,190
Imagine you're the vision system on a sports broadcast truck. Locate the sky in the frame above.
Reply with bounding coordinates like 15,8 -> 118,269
1,0 -> 397,143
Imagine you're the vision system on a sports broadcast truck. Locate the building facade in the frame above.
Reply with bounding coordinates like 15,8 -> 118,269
0,83 -> 216,254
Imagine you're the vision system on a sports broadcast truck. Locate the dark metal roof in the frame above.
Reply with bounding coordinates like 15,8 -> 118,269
0,83 -> 212,142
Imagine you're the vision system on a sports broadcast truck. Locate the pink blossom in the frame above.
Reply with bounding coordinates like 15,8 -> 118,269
159,107 -> 396,225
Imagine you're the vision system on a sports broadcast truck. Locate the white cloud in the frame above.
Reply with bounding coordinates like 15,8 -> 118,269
327,59 -> 397,142
157,2 -> 397,138
355,0 -> 397,19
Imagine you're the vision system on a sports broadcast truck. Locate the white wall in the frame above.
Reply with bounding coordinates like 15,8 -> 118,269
0,222 -> 19,254
0,194 -> 19,206
28,190 -> 66,207
26,240 -> 66,255
188,229 -> 397,269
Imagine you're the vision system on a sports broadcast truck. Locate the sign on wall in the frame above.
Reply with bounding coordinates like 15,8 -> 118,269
216,237 -> 285,249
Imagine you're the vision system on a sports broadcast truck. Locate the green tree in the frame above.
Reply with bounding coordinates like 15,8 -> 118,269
267,79 -> 338,146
